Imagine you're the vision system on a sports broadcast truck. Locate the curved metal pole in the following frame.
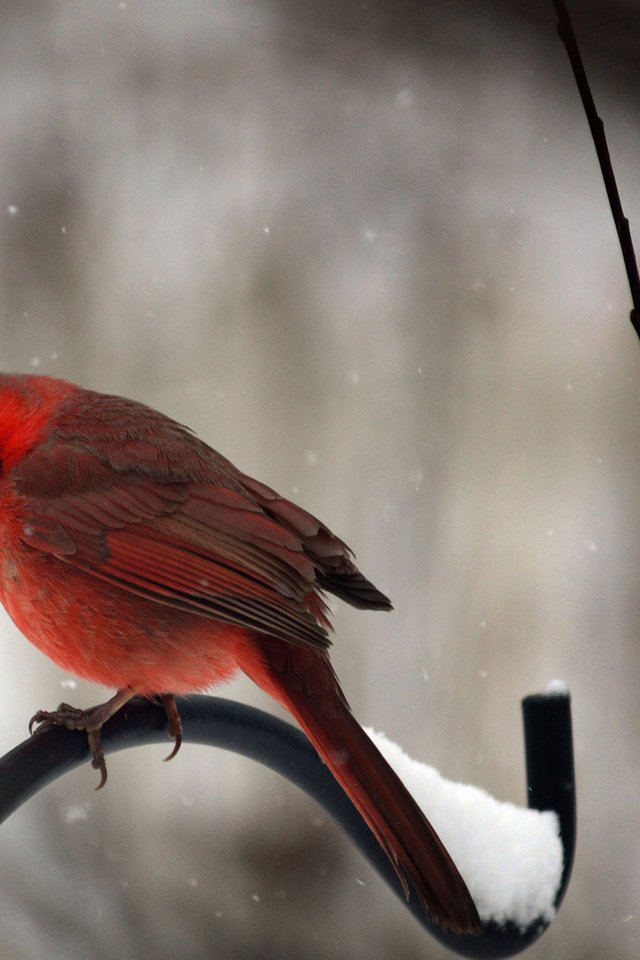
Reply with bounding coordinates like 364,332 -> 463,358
0,690 -> 575,959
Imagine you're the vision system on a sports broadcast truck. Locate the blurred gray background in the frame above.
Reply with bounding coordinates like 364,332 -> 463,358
0,1 -> 638,957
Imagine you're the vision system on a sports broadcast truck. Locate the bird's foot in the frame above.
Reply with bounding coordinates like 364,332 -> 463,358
159,693 -> 183,762
29,687 -> 136,789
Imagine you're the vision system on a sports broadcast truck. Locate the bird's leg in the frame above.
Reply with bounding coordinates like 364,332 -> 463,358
160,693 -> 183,762
29,687 -> 136,789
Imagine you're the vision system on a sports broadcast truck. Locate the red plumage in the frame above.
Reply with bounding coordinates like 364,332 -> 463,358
0,373 -> 480,934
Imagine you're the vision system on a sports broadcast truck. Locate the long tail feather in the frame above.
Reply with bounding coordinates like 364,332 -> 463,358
241,637 -> 481,934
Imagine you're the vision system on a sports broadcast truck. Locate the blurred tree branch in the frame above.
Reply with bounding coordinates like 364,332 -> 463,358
554,0 -> 640,336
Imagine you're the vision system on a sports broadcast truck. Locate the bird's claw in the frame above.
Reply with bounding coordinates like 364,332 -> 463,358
87,729 -> 108,790
29,702 -> 77,735
28,690 -> 183,787
160,693 -> 183,762
29,701 -> 110,788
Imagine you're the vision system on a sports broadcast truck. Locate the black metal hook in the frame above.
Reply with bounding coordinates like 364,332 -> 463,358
0,689 -> 575,958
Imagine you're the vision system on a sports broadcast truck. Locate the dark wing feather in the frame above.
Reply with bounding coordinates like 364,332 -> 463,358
239,474 -> 392,611
19,477 -> 330,649
12,387 -> 389,647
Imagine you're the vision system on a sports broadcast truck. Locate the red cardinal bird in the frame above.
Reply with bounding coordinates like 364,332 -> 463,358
0,373 -> 480,934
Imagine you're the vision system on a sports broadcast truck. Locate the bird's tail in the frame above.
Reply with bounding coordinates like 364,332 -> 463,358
240,636 -> 481,934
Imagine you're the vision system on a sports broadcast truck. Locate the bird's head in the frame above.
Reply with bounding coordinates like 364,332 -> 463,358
0,374 -> 74,474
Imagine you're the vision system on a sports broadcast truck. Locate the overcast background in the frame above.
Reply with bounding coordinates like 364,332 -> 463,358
0,1 -> 639,958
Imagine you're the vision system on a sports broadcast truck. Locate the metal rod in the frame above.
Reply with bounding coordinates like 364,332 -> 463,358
0,690 -> 575,958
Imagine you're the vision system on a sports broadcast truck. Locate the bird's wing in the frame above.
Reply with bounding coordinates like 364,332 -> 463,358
13,436 -> 332,649
11,388 -> 389,646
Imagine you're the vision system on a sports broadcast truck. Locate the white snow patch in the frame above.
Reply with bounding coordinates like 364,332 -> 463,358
365,727 -> 563,929
396,88 -> 416,109
63,803 -> 90,825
